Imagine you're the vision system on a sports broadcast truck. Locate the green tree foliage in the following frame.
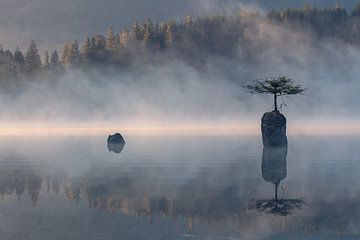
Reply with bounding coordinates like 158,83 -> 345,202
244,77 -> 306,111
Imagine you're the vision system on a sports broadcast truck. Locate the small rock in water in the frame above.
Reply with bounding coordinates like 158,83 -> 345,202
107,133 -> 125,153
107,133 -> 125,144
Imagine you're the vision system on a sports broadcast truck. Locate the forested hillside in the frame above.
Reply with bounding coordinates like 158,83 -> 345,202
2,4 -> 360,80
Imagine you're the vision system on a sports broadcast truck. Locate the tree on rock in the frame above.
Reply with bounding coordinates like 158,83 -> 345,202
243,76 -> 305,112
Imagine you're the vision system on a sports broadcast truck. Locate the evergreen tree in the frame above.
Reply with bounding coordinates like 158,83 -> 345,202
131,22 -> 142,41
165,20 -> 176,48
92,34 -> 106,50
50,50 -> 60,70
72,40 -> 80,63
14,46 -> 25,73
106,28 -> 118,50
62,43 -> 78,68
119,29 -> 130,48
81,37 -> 92,57
142,19 -> 155,46
44,51 -> 50,69
24,40 -> 42,73
0,48 -> 16,77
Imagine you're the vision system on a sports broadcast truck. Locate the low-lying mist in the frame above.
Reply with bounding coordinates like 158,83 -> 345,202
0,14 -> 359,134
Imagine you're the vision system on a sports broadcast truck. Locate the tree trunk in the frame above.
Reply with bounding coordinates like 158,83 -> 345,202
274,94 -> 278,112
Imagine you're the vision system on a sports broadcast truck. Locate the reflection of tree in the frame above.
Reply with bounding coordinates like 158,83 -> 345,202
2,159 -> 360,234
47,173 -> 248,228
249,199 -> 305,216
14,174 -> 26,198
0,163 -> 64,205
0,167 -> 25,199
51,176 -> 61,195
64,178 -> 82,203
27,175 -> 43,206
252,144 -> 305,215
0,175 -> 14,197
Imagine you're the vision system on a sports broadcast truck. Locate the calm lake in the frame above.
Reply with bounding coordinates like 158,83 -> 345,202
0,135 -> 359,240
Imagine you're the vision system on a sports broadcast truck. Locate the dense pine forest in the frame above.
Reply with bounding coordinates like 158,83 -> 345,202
2,4 -> 360,81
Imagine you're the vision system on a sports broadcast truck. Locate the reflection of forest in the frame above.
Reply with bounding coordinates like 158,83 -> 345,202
0,162 -> 43,205
1,161 -> 360,234
0,161 -> 249,228
64,177 -> 249,229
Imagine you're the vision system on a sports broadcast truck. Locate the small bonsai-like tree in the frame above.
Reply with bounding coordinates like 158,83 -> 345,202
243,76 -> 306,112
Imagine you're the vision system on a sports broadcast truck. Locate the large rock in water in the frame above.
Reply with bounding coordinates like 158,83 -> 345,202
261,110 -> 287,147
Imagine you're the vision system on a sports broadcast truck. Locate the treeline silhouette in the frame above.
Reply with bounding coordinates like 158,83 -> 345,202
1,4 -> 360,81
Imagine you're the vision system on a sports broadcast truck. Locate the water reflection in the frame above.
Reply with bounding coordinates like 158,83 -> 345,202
0,141 -> 301,220
0,162 -> 43,205
250,198 -> 304,216
1,136 -> 360,239
250,143 -> 305,216
107,142 -> 125,153
0,160 -> 248,226
262,145 -> 287,200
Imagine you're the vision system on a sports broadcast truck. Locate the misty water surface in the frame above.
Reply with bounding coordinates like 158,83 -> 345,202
0,134 -> 359,239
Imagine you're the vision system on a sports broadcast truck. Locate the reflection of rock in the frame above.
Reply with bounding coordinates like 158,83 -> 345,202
261,110 -> 287,147
262,145 -> 288,200
107,133 -> 125,153
253,143 -> 305,216
107,143 -> 125,153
